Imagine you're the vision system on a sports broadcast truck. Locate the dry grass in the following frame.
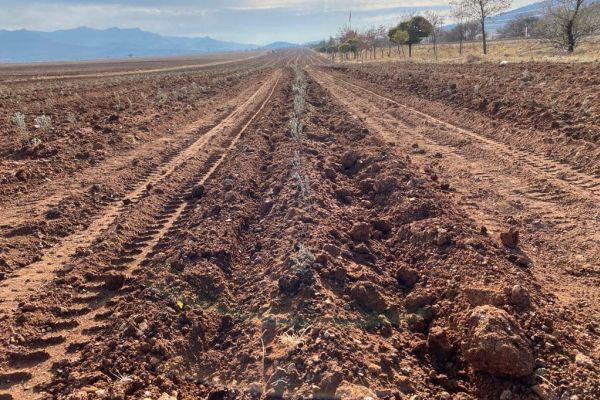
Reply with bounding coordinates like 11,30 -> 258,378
332,36 -> 600,64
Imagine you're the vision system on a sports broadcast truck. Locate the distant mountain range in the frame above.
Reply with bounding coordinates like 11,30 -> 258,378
442,2 -> 543,33
0,27 -> 300,63
486,1 -> 544,32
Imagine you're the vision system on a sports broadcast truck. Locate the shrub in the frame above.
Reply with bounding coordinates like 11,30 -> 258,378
12,112 -> 27,132
34,115 -> 52,131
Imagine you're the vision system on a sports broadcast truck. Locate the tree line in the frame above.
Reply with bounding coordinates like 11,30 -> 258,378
315,0 -> 600,60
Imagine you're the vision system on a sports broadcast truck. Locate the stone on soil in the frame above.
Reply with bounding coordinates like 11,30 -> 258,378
335,382 -> 376,399
500,228 -> 519,248
461,305 -> 534,377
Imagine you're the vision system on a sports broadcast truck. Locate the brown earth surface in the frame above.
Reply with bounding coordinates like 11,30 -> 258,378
0,50 -> 598,400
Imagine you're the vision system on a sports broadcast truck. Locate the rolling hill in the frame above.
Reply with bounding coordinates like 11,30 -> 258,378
0,27 -> 269,63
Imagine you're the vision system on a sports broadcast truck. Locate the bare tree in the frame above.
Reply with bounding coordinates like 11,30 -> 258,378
375,25 -> 390,58
425,11 -> 445,60
450,0 -> 468,54
539,0 -> 600,52
363,28 -> 377,59
458,0 -> 512,54
497,15 -> 541,38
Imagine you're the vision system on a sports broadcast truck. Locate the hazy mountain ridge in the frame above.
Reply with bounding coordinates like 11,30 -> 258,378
0,27 -> 298,63
487,2 -> 544,32
0,3 -> 543,63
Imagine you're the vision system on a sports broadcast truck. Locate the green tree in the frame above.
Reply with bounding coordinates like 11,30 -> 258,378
397,16 -> 434,57
339,42 -> 351,61
388,27 -> 410,57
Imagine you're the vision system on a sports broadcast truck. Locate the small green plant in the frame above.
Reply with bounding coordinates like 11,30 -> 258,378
156,90 -> 168,105
279,325 -> 311,350
291,245 -> 316,271
289,117 -> 303,140
12,112 -> 27,132
66,112 -> 77,124
34,115 -> 52,131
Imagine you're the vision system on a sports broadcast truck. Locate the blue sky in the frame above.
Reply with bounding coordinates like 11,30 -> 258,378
0,0 -> 532,44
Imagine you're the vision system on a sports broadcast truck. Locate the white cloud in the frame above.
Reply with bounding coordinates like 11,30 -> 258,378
0,0 -> 536,44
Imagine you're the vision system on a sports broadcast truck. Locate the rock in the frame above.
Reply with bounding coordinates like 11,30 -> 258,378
427,326 -> 454,360
508,253 -> 532,268
104,273 -> 126,291
509,285 -> 531,308
350,222 -> 371,243
575,352 -> 594,369
436,228 -> 452,246
350,281 -> 387,313
46,207 -> 61,219
266,367 -> 287,397
500,228 -> 519,248
259,199 -> 274,215
396,265 -> 420,288
531,384 -> 558,400
341,150 -> 359,169
461,305 -> 534,377
0,272 -> 5,281
334,382 -> 376,399
500,389 -> 513,400
318,370 -> 344,396
191,184 -> 205,199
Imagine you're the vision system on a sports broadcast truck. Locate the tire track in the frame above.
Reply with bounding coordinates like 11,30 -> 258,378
317,68 -> 600,199
0,72 -> 279,314
0,70 -> 281,400
309,67 -> 600,328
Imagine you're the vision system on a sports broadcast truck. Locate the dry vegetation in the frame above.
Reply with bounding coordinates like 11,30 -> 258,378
329,36 -> 600,64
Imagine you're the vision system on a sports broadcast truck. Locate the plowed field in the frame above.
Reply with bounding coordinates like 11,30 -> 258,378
0,51 -> 598,400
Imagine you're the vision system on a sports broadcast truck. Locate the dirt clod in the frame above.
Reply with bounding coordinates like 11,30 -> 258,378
340,150 -> 359,169
508,284 -> 531,308
462,305 -> 534,377
335,382 -> 376,399
46,207 -> 61,219
349,281 -> 387,313
318,370 -> 344,396
349,222 -> 371,243
396,265 -> 420,288
191,184 -> 205,198
500,228 -> 519,248
104,273 -> 126,291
